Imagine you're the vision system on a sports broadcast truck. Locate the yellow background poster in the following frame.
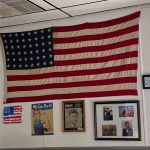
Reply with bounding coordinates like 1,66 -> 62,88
31,102 -> 53,135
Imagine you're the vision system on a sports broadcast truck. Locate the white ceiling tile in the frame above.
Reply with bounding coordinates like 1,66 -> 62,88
13,5 -> 32,13
62,1 -> 114,16
45,0 -> 102,8
0,2 -> 9,10
0,9 -> 68,27
29,0 -> 55,10
0,7 -> 23,17
23,3 -> 44,12
4,0 -> 29,6
0,0 -> 15,3
0,0 -> 150,26
62,0 -> 143,16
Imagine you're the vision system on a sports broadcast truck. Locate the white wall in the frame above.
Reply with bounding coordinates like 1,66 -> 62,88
0,4 -> 150,149
139,4 -> 150,146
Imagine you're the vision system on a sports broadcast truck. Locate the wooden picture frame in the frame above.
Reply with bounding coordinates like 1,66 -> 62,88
62,100 -> 85,132
142,75 -> 150,89
94,100 -> 141,140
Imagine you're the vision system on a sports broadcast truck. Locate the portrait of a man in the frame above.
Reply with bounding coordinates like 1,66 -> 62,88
68,109 -> 79,128
122,121 -> 133,136
63,101 -> 85,132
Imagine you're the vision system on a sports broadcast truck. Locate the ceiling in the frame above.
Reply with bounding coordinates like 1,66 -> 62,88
0,0 -> 150,28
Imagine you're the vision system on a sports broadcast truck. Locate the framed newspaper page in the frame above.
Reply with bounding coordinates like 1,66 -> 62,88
94,100 -> 141,140
62,100 -> 85,132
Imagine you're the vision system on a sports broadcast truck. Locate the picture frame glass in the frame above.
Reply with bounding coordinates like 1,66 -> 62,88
62,100 -> 85,132
94,101 -> 140,140
143,76 -> 150,88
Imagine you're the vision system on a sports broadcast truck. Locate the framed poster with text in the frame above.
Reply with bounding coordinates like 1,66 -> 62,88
31,102 -> 54,135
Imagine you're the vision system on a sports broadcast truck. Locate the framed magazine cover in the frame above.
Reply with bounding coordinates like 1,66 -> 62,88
94,100 -> 141,140
31,102 -> 54,135
62,100 -> 85,132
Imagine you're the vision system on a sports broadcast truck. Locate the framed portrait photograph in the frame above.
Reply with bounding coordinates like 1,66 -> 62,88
142,75 -> 150,89
94,100 -> 141,140
62,100 -> 85,132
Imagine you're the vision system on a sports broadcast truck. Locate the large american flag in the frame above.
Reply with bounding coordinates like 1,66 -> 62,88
1,11 -> 140,103
3,106 -> 22,124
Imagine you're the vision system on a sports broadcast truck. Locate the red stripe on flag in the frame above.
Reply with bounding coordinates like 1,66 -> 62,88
9,77 -> 137,92
54,25 -> 139,44
7,64 -> 137,81
54,39 -> 138,55
7,90 -> 138,103
55,51 -> 137,66
53,11 -> 140,32
8,77 -> 137,92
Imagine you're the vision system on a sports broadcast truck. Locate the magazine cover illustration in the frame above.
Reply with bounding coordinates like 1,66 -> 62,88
32,102 -> 53,135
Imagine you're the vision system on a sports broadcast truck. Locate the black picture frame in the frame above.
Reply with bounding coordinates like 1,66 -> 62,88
94,100 -> 141,140
62,100 -> 85,132
142,75 -> 150,89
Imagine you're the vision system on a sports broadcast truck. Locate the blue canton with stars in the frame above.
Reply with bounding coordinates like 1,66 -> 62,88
1,28 -> 54,70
